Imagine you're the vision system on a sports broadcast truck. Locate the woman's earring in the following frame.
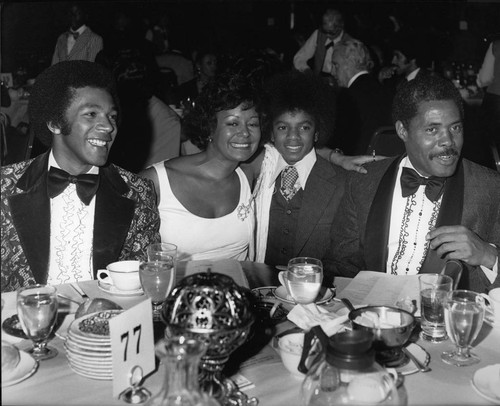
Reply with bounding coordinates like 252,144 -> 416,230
208,136 -> 213,143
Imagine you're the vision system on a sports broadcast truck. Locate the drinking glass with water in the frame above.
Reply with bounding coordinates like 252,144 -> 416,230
279,257 -> 323,304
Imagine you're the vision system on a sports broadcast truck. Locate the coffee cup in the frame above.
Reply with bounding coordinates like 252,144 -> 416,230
480,288 -> 500,327
97,260 -> 141,291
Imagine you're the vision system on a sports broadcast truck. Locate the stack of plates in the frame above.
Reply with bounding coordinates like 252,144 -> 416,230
64,310 -> 122,380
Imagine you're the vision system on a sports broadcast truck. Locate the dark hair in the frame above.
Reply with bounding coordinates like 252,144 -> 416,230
392,75 -> 464,129
260,71 -> 336,148
29,61 -> 119,146
182,72 -> 261,150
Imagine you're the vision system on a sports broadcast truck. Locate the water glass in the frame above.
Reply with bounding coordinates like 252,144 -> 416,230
279,257 -> 323,304
147,243 -> 177,262
17,284 -> 59,360
441,290 -> 485,367
140,260 -> 175,322
419,274 -> 453,342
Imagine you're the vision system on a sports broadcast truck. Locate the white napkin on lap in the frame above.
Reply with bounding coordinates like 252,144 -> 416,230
287,303 -> 348,336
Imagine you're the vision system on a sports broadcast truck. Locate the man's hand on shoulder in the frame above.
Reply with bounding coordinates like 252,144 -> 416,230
427,225 -> 498,269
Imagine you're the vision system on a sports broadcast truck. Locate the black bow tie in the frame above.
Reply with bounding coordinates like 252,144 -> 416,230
47,167 -> 99,205
400,167 -> 446,202
69,31 -> 79,40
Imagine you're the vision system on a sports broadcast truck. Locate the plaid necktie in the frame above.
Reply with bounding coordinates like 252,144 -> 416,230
280,165 -> 299,201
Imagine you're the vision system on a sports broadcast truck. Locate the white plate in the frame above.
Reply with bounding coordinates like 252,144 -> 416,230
68,310 -> 122,341
397,343 -> 430,376
273,286 -> 335,305
472,364 -> 500,403
68,363 -> 112,380
97,280 -> 144,296
1,350 -> 38,387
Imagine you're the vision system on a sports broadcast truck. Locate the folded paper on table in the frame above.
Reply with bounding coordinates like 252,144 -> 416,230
338,271 -> 420,316
176,259 -> 249,288
287,303 -> 348,336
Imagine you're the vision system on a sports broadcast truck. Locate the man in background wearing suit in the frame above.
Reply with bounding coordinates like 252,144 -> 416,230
331,38 -> 393,155
324,74 -> 500,293
1,61 -> 160,292
51,2 -> 103,65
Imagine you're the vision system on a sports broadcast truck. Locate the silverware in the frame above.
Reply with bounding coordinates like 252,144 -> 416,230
340,297 -> 356,312
70,283 -> 89,300
57,294 -> 82,305
402,346 -> 431,373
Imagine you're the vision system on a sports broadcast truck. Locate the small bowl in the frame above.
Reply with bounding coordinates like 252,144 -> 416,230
276,332 -> 308,377
349,305 -> 415,366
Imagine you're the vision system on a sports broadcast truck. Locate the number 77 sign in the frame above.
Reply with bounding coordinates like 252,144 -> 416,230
109,299 -> 156,397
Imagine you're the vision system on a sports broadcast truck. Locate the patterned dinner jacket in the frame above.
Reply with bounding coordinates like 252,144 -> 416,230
323,156 -> 500,293
51,27 -> 103,65
1,152 -> 161,292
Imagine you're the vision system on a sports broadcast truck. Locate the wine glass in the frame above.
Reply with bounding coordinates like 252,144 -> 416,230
17,284 -> 59,360
441,290 -> 485,367
147,243 -> 177,263
139,260 -> 175,321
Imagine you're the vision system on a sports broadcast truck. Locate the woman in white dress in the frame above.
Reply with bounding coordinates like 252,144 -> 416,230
140,73 -> 260,261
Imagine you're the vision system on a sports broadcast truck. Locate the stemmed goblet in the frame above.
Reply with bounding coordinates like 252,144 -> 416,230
147,243 -> 177,263
140,260 -> 175,322
17,284 -> 59,360
280,257 -> 323,304
441,290 -> 485,367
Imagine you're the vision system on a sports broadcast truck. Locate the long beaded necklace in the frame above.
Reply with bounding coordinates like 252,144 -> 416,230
391,192 -> 441,275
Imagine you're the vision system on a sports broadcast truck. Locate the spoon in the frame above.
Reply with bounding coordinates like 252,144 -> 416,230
340,297 -> 356,312
402,346 -> 431,373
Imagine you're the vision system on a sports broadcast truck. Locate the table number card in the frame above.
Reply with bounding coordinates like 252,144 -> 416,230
109,299 -> 155,397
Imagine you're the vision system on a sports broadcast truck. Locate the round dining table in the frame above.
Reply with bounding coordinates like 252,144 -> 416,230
1,261 -> 499,405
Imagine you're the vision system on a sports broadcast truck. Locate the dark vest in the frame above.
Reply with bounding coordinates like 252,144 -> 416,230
313,31 -> 329,75
264,179 -> 304,266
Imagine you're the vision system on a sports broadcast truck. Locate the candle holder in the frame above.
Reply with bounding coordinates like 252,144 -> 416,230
162,270 -> 257,406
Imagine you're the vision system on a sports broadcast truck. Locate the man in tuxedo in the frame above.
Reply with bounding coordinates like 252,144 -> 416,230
331,38 -> 393,155
1,61 -> 160,292
51,2 -> 103,65
323,75 -> 500,292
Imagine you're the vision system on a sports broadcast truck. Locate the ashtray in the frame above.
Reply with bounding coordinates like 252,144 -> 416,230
2,315 -> 28,339
251,287 -> 289,324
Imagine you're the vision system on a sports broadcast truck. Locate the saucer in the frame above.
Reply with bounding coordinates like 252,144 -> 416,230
97,281 -> 144,296
472,364 -> 500,403
273,286 -> 335,305
1,350 -> 38,387
484,313 -> 500,329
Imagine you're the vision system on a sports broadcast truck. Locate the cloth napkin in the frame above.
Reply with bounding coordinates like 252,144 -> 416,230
287,303 -> 349,336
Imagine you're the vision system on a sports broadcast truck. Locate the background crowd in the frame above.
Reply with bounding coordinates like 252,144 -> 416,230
2,1 -> 500,171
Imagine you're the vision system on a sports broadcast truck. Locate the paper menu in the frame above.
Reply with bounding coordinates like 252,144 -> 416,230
337,271 -> 420,312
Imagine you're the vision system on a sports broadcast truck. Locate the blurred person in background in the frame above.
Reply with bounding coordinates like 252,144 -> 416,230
331,38 -> 393,155
51,2 -> 103,65
293,8 -> 352,77
477,39 -> 500,151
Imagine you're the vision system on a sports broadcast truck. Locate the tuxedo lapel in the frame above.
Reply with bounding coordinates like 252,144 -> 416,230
420,160 -> 464,274
9,153 -> 51,283
364,156 -> 402,271
92,165 -> 135,276
294,161 -> 335,254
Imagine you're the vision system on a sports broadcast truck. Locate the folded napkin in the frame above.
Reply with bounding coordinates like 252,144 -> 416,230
287,303 -> 348,336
